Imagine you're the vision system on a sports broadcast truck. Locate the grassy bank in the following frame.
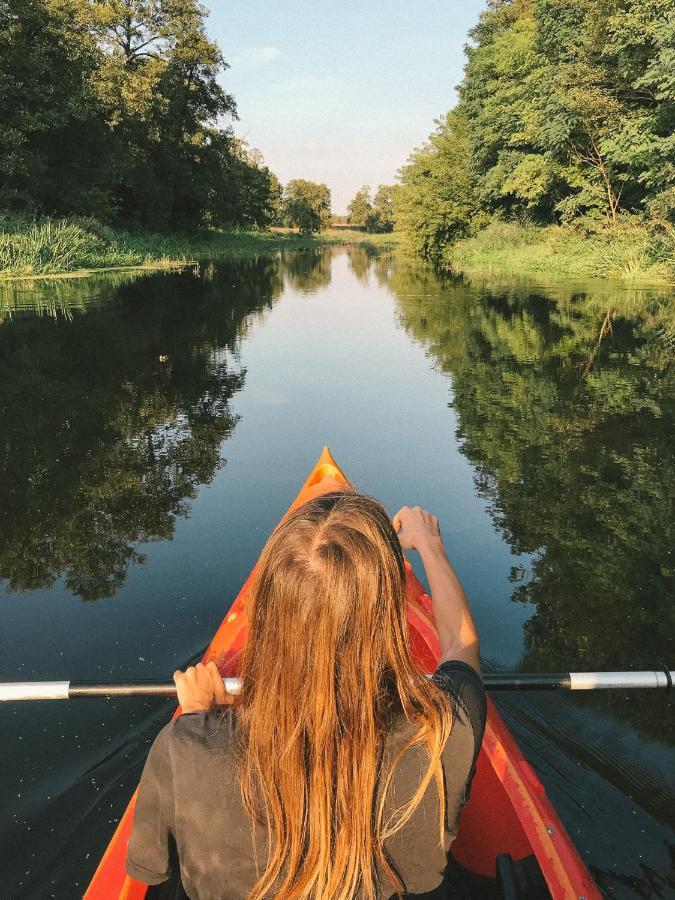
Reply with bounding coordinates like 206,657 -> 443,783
9,214 -> 673,285
444,220 -> 675,283
0,216 -> 398,279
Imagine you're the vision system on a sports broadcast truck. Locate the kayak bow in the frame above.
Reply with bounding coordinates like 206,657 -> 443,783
85,447 -> 599,900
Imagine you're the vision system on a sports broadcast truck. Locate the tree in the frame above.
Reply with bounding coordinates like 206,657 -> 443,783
0,0 -> 283,231
347,186 -> 372,227
365,184 -> 396,233
86,0 -> 238,228
206,139 -> 283,229
0,0 -> 108,216
283,179 -> 331,234
396,112 -> 483,257
395,0 -> 675,252
266,172 -> 285,226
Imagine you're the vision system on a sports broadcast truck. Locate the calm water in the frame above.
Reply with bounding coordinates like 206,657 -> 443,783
0,248 -> 673,898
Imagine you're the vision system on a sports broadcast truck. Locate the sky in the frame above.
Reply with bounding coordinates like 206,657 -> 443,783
205,1 -> 487,214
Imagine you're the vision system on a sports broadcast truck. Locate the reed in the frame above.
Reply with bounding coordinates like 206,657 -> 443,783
0,216 -> 146,276
0,216 -> 399,279
446,218 -> 675,283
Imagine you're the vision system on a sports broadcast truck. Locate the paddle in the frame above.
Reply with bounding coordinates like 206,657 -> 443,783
0,670 -> 672,701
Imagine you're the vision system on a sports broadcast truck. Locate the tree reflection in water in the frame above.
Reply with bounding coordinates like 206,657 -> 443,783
376,258 -> 675,744
0,258 -> 283,600
280,248 -> 332,292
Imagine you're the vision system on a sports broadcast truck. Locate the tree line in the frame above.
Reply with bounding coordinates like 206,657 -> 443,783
0,0 -> 284,230
395,0 -> 675,257
0,0 -> 341,235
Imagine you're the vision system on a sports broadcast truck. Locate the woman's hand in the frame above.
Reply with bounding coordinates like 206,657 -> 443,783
393,506 -> 480,671
392,506 -> 445,557
173,661 -> 234,714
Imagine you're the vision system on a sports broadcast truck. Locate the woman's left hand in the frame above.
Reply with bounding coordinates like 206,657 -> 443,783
173,661 -> 234,714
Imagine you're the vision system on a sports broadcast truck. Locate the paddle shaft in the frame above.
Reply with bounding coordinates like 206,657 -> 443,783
0,670 -> 672,701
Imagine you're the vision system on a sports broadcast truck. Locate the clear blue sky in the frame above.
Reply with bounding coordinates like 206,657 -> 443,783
205,1 -> 487,214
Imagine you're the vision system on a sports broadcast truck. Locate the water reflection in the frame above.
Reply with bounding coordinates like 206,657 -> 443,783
1,250 -> 674,898
347,244 -> 380,282
280,248 -> 332,292
381,259 -> 675,745
0,258 -> 283,600
0,269 -> 163,324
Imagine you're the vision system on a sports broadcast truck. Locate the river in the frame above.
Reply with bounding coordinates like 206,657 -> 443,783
0,247 -> 673,897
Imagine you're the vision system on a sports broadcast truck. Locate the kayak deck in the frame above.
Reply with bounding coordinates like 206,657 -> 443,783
85,447 -> 599,900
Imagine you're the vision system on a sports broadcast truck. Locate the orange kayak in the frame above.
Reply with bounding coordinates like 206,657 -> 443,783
85,447 -> 599,900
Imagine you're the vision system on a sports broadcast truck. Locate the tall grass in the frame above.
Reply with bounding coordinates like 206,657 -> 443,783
446,218 -> 675,283
0,216 -> 399,279
0,216 -> 151,276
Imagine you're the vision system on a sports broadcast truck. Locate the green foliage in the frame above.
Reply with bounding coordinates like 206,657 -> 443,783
346,184 -> 396,233
381,259 -> 675,738
0,215 -> 187,276
0,217 -> 143,276
283,179 -> 332,234
446,217 -> 673,281
266,172 -> 285,227
397,0 -> 675,257
365,185 -> 396,233
0,0 -> 106,216
0,215 -> 398,278
205,139 -> 283,230
395,112 -> 484,258
347,186 -> 372,227
0,0 -> 280,231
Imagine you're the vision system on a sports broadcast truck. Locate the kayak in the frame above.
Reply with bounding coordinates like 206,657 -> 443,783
85,447 -> 599,900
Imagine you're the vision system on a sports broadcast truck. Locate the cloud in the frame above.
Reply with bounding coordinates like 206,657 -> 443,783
230,47 -> 281,71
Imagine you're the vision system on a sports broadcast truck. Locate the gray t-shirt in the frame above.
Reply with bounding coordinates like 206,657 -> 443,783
126,660 -> 486,899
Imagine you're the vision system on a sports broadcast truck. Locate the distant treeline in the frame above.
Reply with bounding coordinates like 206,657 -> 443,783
396,0 -> 675,258
346,185 -> 395,233
0,0 -> 281,230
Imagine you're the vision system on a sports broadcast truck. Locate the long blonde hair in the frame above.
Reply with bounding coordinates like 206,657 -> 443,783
238,492 -> 452,899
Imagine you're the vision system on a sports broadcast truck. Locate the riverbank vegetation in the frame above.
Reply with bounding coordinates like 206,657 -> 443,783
395,0 -> 675,281
0,0 -> 355,277
0,215 -> 397,279
0,0 -> 282,232
447,219 -> 674,281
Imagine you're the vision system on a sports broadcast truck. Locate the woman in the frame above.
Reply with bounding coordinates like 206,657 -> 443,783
126,494 -> 486,899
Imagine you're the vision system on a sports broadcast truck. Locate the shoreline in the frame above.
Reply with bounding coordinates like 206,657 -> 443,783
441,222 -> 675,286
4,218 -> 674,288
0,223 -> 398,282
0,260 -> 194,282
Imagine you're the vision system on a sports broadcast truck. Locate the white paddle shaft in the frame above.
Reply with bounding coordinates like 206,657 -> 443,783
568,671 -> 671,690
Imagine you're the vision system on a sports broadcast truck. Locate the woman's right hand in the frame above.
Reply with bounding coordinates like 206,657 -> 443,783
394,506 -> 479,670
392,506 -> 445,556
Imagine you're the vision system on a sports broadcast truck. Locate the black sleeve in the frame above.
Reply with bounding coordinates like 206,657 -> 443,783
126,724 -> 176,885
432,660 -> 487,770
